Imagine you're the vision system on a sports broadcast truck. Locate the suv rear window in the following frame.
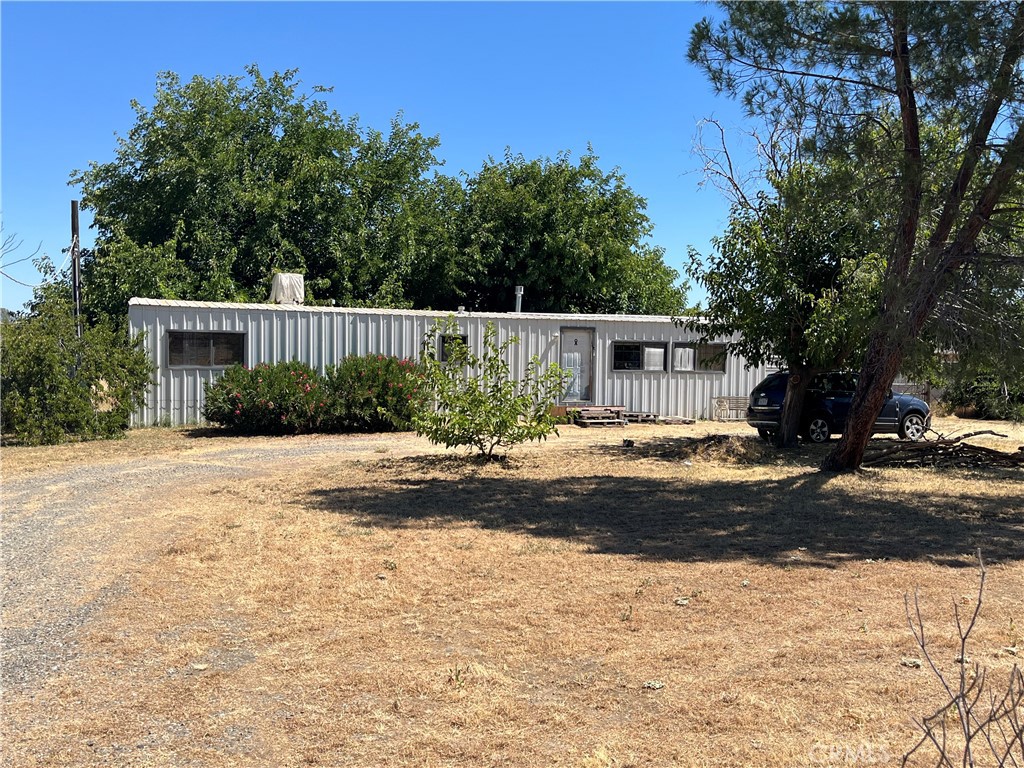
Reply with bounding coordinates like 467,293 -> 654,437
756,373 -> 788,390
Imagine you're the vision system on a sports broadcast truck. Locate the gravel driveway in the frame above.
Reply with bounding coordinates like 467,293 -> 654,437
1,430 -> 444,760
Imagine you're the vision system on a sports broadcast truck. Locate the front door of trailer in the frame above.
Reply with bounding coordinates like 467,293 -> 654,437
560,328 -> 594,402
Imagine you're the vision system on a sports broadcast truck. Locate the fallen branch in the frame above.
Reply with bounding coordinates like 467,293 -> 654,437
862,431 -> 1021,469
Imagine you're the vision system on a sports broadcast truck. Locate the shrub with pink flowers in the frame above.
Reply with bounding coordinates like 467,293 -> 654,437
202,356 -> 425,434
322,355 -> 426,432
203,360 -> 324,434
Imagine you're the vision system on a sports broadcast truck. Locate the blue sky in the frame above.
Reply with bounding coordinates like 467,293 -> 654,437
1,1 -> 752,312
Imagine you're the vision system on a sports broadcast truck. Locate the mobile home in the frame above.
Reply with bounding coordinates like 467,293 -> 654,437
128,298 -> 774,427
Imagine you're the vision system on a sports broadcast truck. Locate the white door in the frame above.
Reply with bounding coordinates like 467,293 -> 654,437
560,328 -> 593,402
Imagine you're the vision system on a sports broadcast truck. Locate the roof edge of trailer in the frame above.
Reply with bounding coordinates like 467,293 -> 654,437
127,297 -> 705,324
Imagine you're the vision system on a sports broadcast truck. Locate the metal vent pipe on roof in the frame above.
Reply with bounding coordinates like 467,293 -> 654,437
515,285 -> 524,313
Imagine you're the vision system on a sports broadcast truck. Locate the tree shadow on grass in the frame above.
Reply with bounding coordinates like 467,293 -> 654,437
305,451 -> 1024,568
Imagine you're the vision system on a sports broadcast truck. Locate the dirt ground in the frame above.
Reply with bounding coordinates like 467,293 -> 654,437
2,417 -> 1022,767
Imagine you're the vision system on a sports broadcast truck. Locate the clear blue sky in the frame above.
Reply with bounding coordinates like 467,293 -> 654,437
1,1 -> 752,313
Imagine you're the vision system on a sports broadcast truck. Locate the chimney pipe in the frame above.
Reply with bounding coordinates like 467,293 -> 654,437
515,285 -> 524,313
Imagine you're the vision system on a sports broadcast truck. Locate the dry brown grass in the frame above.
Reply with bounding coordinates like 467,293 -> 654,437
3,417 -> 1023,767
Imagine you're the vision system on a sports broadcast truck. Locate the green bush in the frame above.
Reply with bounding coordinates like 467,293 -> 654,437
942,374 -> 1024,422
413,317 -> 571,457
322,355 -> 426,432
1,295 -> 153,445
202,356 -> 426,434
203,360 -> 325,434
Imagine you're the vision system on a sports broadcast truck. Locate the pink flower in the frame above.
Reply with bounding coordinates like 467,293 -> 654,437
234,409 -> 241,416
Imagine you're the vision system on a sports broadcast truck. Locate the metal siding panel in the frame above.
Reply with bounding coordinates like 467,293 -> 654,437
129,301 -> 774,427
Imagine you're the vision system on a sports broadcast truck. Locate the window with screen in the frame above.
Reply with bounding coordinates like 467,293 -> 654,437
672,342 -> 727,372
612,342 -> 666,372
168,332 -> 245,367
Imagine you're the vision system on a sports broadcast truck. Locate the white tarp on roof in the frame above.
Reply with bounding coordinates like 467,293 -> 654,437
269,273 -> 304,304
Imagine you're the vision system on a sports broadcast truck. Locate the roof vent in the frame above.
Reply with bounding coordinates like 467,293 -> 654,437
269,273 -> 304,304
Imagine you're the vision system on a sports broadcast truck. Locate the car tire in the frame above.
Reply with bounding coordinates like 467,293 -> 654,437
757,428 -> 775,442
803,416 -> 832,443
899,412 -> 927,441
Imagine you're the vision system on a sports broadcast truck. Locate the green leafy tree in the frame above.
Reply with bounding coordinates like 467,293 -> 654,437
457,149 -> 687,315
72,66 -> 446,321
1,290 -> 153,445
414,317 -> 571,458
691,2 -> 1024,470
684,160 -> 882,447
73,68 -> 684,319
399,173 -> 469,310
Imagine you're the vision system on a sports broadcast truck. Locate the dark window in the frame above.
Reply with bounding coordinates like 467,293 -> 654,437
439,334 -> 469,363
673,342 -> 727,372
168,332 -> 245,367
829,373 -> 859,394
612,342 -> 666,372
812,372 -> 858,394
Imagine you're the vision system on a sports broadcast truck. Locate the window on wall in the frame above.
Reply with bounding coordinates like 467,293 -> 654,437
612,342 -> 667,371
439,334 -> 469,363
168,332 -> 245,367
672,342 -> 727,373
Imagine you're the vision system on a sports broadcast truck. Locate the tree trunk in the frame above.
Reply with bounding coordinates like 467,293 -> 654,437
774,366 -> 813,449
821,332 -> 905,471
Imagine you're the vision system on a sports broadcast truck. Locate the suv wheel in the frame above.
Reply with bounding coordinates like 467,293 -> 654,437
899,412 -> 927,441
804,416 -> 832,444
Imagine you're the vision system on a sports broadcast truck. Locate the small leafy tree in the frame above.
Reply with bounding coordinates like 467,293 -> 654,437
1,291 -> 153,445
414,317 -> 571,458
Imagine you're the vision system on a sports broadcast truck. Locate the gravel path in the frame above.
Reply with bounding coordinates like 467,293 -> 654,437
1,432 -> 437,701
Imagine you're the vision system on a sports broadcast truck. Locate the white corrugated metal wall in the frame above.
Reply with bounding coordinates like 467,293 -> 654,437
128,299 -> 771,426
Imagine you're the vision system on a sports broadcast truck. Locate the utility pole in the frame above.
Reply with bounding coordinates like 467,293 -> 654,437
71,200 -> 82,338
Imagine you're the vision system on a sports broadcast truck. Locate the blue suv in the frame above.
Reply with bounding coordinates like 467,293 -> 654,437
746,371 -> 931,443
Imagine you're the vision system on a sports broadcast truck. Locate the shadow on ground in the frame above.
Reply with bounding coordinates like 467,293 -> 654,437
305,447 -> 1024,568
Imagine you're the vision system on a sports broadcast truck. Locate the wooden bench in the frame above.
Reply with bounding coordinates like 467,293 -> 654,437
713,396 -> 749,421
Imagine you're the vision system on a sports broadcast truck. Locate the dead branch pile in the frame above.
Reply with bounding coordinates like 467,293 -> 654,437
862,430 -> 1024,469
